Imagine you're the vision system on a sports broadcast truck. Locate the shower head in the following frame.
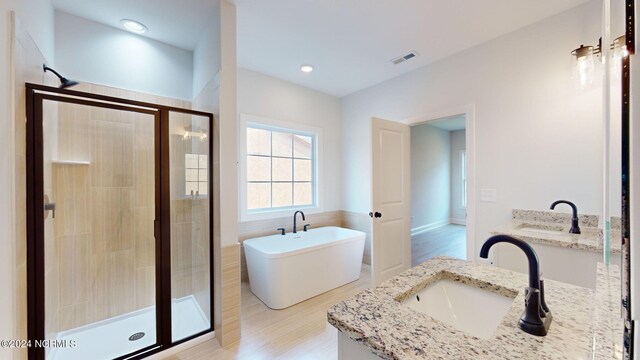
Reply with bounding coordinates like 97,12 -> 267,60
60,78 -> 79,89
43,64 -> 79,89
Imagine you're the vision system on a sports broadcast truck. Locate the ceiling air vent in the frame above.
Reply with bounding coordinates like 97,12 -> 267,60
391,51 -> 419,65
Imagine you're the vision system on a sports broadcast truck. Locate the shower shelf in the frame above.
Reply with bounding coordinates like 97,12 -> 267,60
52,159 -> 91,166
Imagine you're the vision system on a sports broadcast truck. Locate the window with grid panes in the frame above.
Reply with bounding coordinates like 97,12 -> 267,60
185,154 -> 208,197
245,125 -> 315,211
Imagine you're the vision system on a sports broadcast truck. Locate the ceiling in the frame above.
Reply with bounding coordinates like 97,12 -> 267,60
427,116 -> 466,132
52,0 -> 590,97
52,0 -> 219,50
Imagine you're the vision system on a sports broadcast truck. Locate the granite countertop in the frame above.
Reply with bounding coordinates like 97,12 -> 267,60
490,209 -> 621,254
328,257 -> 595,359
592,263 -> 624,359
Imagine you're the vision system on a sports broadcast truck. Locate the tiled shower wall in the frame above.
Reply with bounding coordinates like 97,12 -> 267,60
50,101 -> 156,331
47,83 -> 211,333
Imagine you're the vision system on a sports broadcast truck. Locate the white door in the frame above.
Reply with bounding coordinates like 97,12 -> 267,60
371,117 -> 411,286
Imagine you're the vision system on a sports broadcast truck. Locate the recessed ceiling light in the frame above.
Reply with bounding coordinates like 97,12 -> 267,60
121,19 -> 148,34
300,64 -> 314,73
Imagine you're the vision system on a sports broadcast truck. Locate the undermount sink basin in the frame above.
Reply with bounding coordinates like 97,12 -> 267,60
516,223 -> 565,235
402,279 -> 514,339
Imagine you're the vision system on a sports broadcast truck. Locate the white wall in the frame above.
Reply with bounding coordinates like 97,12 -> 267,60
0,1 -> 55,357
450,129 -> 466,223
193,4 -> 221,97
341,1 -> 603,262
410,123 -> 451,230
55,11 -> 193,100
237,68 -> 343,214
609,0 -> 625,221
219,0 -> 238,248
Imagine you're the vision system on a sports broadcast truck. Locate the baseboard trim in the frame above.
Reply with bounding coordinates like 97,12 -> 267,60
411,219 -> 450,236
450,218 -> 467,226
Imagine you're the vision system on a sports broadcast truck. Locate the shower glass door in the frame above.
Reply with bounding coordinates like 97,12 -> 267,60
27,84 -> 215,360
168,111 -> 212,342
32,93 -> 161,360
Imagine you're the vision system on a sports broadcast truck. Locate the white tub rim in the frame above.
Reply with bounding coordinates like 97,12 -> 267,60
243,226 -> 365,259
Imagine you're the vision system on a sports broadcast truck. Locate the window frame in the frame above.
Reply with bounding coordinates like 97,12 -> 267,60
239,114 -> 323,222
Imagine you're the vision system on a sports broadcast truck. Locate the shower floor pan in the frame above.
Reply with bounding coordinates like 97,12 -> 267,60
48,295 -> 210,360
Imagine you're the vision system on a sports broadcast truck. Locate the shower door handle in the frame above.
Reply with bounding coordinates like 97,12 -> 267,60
44,194 -> 56,219
44,202 -> 56,219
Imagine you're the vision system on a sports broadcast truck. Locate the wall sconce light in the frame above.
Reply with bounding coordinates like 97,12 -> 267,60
572,36 -> 629,88
183,129 -> 208,141
571,38 -> 601,89
611,35 -> 629,78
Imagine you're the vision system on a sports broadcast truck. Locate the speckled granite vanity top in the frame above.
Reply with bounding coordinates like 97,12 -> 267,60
593,263 -> 623,359
491,209 -> 621,254
328,257 -> 595,359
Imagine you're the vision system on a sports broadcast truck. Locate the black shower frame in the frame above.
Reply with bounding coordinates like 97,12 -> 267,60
25,83 -> 215,360
622,0 -> 635,358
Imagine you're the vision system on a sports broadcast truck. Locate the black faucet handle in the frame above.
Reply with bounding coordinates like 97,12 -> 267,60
277,227 -> 286,236
480,235 -> 551,336
521,287 -> 544,326
303,224 -> 310,232
539,279 -> 549,314
519,286 -> 552,336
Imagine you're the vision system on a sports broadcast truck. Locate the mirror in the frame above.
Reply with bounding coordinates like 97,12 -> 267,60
608,0 -> 624,256
607,0 -> 631,357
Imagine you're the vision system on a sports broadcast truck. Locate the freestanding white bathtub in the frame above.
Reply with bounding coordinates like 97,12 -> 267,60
243,226 -> 366,309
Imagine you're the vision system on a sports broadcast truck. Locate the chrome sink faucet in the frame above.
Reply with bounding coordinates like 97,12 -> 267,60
549,200 -> 581,234
480,235 -> 552,336
293,210 -> 306,234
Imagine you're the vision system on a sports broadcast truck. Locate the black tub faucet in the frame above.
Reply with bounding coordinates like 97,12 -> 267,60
550,200 -> 581,234
480,235 -> 552,336
293,211 -> 306,234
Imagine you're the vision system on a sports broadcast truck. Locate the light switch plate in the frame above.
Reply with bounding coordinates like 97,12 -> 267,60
480,188 -> 497,202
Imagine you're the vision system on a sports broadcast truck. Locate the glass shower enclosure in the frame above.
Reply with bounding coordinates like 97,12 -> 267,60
25,84 -> 213,360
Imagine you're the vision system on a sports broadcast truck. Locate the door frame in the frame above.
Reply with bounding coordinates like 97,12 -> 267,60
25,83 -> 215,360
401,103 -> 477,262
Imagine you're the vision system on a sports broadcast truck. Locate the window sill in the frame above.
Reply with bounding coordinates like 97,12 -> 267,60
241,204 -> 322,222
